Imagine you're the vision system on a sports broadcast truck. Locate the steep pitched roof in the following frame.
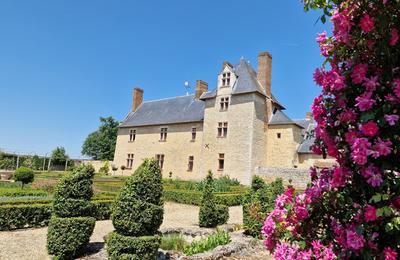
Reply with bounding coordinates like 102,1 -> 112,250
269,110 -> 304,128
297,122 -> 316,154
119,94 -> 204,127
200,59 -> 285,109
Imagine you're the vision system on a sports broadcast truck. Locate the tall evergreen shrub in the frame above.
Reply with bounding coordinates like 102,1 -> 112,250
46,165 -> 96,259
199,171 -> 229,228
106,159 -> 164,260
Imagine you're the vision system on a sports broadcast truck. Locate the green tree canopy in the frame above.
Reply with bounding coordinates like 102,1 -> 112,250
81,116 -> 119,160
51,146 -> 69,165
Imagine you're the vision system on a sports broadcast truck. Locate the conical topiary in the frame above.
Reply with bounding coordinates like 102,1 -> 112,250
199,171 -> 229,228
106,158 -> 164,260
46,165 -> 96,259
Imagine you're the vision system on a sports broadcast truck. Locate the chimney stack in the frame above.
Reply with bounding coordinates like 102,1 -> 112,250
132,87 -> 143,112
195,80 -> 208,99
257,51 -> 272,97
306,112 -> 313,121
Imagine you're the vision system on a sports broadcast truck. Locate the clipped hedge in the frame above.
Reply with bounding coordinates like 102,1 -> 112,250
47,165 -> 96,259
47,217 -> 95,259
0,199 -> 113,231
106,231 -> 161,260
0,188 -> 47,197
163,189 -> 243,206
0,203 -> 52,230
107,159 -> 164,259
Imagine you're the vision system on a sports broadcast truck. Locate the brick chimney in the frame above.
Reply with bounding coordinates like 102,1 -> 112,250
195,80 -> 208,99
257,51 -> 272,97
306,112 -> 314,121
132,87 -> 143,112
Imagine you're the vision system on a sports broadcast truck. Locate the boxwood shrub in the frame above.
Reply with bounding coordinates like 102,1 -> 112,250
0,203 -> 52,230
199,172 -> 229,228
47,216 -> 95,259
107,158 -> 164,259
47,165 -> 96,259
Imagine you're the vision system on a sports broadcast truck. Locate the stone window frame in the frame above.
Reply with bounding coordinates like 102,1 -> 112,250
126,154 -> 134,169
218,153 -> 225,171
129,129 -> 136,142
217,122 -> 228,138
155,154 -> 165,170
187,156 -> 194,172
221,72 -> 231,87
160,127 -> 168,142
191,127 -> 197,142
219,97 -> 229,111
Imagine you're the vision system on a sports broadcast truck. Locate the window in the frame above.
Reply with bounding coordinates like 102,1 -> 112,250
220,97 -> 229,111
155,154 -> 165,170
277,133 -> 281,139
129,129 -> 136,142
222,72 -> 231,86
217,122 -> 228,138
160,128 -> 168,141
187,156 -> 194,172
126,154 -> 134,169
218,153 -> 224,171
191,127 -> 196,141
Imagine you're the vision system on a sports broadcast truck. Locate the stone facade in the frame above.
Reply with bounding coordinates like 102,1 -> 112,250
113,51 -> 335,185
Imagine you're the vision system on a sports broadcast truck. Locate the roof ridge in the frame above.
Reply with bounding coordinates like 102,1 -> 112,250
143,94 -> 195,103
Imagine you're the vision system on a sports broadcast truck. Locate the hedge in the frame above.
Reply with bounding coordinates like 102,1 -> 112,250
0,188 -> 47,197
163,189 -> 243,206
0,199 -> 113,231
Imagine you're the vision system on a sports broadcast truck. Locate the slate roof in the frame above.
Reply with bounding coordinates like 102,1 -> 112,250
200,59 -> 285,109
119,94 -> 204,127
297,122 -> 316,154
268,110 -> 304,128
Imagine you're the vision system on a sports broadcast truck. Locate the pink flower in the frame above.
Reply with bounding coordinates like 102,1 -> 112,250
351,138 -> 371,165
363,76 -> 379,91
373,138 -> 393,157
361,121 -> 379,137
361,165 -> 379,179
262,216 -> 276,237
316,31 -> 328,43
393,78 -> 400,98
331,9 -> 353,43
295,205 -> 309,220
384,114 -> 399,126
360,14 -> 375,33
313,68 -> 325,86
364,205 -> 377,222
339,109 -> 357,123
384,247 -> 398,260
367,173 -> 383,187
389,28 -> 399,46
346,229 -> 365,250
352,64 -> 368,84
355,92 -> 375,111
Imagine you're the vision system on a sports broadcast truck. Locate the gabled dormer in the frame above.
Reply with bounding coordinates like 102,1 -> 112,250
218,62 -> 236,89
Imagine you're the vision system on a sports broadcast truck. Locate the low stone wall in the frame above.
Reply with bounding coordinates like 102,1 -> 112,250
255,167 -> 310,189
0,170 -> 13,180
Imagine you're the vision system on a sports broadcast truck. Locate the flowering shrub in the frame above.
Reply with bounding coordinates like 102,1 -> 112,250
263,0 -> 400,259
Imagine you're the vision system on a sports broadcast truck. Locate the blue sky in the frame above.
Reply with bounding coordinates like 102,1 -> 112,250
0,1 -> 328,158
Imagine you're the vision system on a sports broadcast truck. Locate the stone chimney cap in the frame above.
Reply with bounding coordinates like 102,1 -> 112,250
258,51 -> 272,58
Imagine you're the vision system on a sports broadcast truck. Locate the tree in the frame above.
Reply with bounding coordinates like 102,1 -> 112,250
51,146 -> 69,165
81,117 -> 119,161
106,159 -> 164,259
199,171 -> 229,228
263,1 -> 400,259
13,167 -> 34,188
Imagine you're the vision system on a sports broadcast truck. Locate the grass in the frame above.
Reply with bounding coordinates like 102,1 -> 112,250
183,229 -> 231,256
160,233 -> 188,251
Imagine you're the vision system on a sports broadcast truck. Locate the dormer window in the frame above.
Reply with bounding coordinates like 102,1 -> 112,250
222,72 -> 231,86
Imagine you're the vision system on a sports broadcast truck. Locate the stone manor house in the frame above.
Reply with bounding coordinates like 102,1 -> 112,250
113,51 -> 333,185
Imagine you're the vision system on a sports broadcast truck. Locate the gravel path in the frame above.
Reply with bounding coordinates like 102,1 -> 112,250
0,203 -> 243,260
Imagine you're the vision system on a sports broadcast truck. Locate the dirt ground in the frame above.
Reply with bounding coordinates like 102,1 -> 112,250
0,202 -> 243,260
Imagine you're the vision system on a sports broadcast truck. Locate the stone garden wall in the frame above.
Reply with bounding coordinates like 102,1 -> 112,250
255,167 -> 310,189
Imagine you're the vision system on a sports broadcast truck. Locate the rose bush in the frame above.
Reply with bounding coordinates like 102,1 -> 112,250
263,0 -> 400,259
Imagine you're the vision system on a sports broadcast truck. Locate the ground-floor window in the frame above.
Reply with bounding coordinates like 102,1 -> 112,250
187,156 -> 194,171
126,154 -> 134,169
155,154 -> 165,170
218,153 -> 224,171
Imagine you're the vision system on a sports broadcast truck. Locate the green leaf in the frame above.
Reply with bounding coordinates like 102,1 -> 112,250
370,193 -> 383,203
321,15 -> 326,24
360,112 -> 375,123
